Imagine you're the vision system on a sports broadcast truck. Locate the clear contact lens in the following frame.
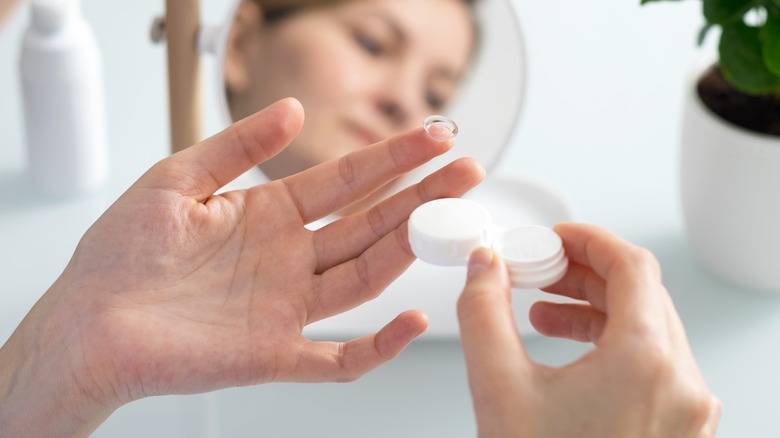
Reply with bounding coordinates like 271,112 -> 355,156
423,115 -> 458,140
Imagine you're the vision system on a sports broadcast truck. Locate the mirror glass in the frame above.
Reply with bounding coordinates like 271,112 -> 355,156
211,0 -> 526,205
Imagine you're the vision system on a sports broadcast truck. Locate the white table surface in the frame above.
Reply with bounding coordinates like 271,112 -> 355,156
2,1 -> 778,436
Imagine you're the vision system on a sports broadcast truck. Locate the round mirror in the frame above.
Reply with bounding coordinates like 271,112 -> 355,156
199,0 -> 574,338
205,0 -> 526,204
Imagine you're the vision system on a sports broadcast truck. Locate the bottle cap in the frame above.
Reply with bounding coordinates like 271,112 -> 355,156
31,0 -> 79,31
408,198 -> 568,289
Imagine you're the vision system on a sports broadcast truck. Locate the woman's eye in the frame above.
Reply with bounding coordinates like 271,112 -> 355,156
426,91 -> 445,111
356,33 -> 384,56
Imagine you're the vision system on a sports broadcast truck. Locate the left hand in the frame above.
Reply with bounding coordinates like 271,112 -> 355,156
0,98 -> 484,436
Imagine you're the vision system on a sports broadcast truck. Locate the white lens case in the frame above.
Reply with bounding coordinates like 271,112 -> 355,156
408,198 -> 568,289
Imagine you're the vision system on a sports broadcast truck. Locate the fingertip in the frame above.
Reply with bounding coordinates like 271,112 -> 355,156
452,157 -> 486,186
376,310 -> 430,359
414,125 -> 456,154
552,221 -> 582,237
416,310 -> 431,332
398,309 -> 430,338
528,301 -> 557,337
280,96 -> 303,113
465,247 -> 509,287
467,247 -> 496,280
262,97 -> 305,137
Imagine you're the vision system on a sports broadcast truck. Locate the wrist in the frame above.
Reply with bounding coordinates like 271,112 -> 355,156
0,279 -> 118,437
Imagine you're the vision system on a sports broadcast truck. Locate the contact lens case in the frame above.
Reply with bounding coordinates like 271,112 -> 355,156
408,198 -> 568,289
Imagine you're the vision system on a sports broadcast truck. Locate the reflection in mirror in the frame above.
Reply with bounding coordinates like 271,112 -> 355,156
216,0 -> 526,209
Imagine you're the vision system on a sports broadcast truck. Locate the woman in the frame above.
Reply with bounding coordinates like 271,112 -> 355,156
223,0 -> 478,186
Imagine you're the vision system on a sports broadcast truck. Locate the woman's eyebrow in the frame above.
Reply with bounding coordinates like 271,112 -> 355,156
361,11 -> 406,44
360,10 -> 465,82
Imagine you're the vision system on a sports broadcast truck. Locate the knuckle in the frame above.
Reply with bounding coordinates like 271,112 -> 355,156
625,246 -> 662,276
338,154 -> 357,188
683,393 -> 720,433
354,255 -> 374,292
335,373 -> 361,383
366,204 -> 387,238
667,389 -> 720,436
415,178 -> 431,203
335,342 -> 362,383
394,226 -> 414,258
622,334 -> 673,377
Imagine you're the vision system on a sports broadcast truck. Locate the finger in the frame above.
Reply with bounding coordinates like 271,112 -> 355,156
305,221 -> 415,323
540,262 -> 607,313
312,158 -> 484,273
701,396 -> 722,438
148,98 -> 304,202
529,301 -> 606,344
457,248 -> 530,393
282,310 -> 429,383
281,126 -> 455,224
553,222 -> 666,333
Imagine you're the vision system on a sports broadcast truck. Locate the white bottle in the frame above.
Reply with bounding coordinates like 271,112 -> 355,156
19,0 -> 108,197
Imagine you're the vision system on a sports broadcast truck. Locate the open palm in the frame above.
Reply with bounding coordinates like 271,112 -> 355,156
55,98 -> 483,406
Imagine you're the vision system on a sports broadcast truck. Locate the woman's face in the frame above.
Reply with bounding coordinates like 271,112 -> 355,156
225,0 -> 475,180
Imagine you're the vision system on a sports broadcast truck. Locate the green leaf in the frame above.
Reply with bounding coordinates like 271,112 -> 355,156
719,23 -> 780,94
704,0 -> 755,24
762,13 -> 780,76
697,23 -> 715,45
767,0 -> 780,16
640,0 -> 678,4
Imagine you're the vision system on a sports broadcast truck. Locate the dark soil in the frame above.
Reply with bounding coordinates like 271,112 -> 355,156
697,64 -> 780,136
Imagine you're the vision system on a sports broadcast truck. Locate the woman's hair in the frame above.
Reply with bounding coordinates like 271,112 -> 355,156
253,0 -> 479,25
251,0 -> 482,61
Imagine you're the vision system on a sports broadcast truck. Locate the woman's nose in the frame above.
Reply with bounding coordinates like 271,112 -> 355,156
375,66 -> 424,129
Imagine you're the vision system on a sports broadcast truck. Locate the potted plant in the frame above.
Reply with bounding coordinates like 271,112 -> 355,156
643,0 -> 780,291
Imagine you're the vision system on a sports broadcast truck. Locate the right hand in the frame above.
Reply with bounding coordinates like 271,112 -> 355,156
457,222 -> 721,437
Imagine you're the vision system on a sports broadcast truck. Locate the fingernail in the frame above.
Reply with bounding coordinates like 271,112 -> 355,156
467,248 -> 494,279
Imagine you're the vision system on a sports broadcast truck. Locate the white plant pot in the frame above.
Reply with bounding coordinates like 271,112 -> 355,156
680,59 -> 780,292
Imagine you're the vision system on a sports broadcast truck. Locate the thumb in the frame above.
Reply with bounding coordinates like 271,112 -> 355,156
457,248 -> 530,382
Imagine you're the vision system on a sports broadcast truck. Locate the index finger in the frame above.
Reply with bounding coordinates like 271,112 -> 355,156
148,98 -> 304,202
553,222 -> 666,336
281,126 -> 454,224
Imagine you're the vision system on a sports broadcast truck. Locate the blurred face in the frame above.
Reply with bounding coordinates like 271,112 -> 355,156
225,0 -> 475,180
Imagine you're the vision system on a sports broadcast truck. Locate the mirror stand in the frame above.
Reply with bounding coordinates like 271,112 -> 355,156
164,0 -> 204,154
0,0 -> 21,27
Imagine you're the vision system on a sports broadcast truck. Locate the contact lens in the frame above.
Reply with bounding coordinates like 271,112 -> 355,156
423,115 -> 458,140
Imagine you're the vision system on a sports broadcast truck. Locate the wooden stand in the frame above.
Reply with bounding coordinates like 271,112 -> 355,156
165,0 -> 203,153
0,0 -> 21,27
